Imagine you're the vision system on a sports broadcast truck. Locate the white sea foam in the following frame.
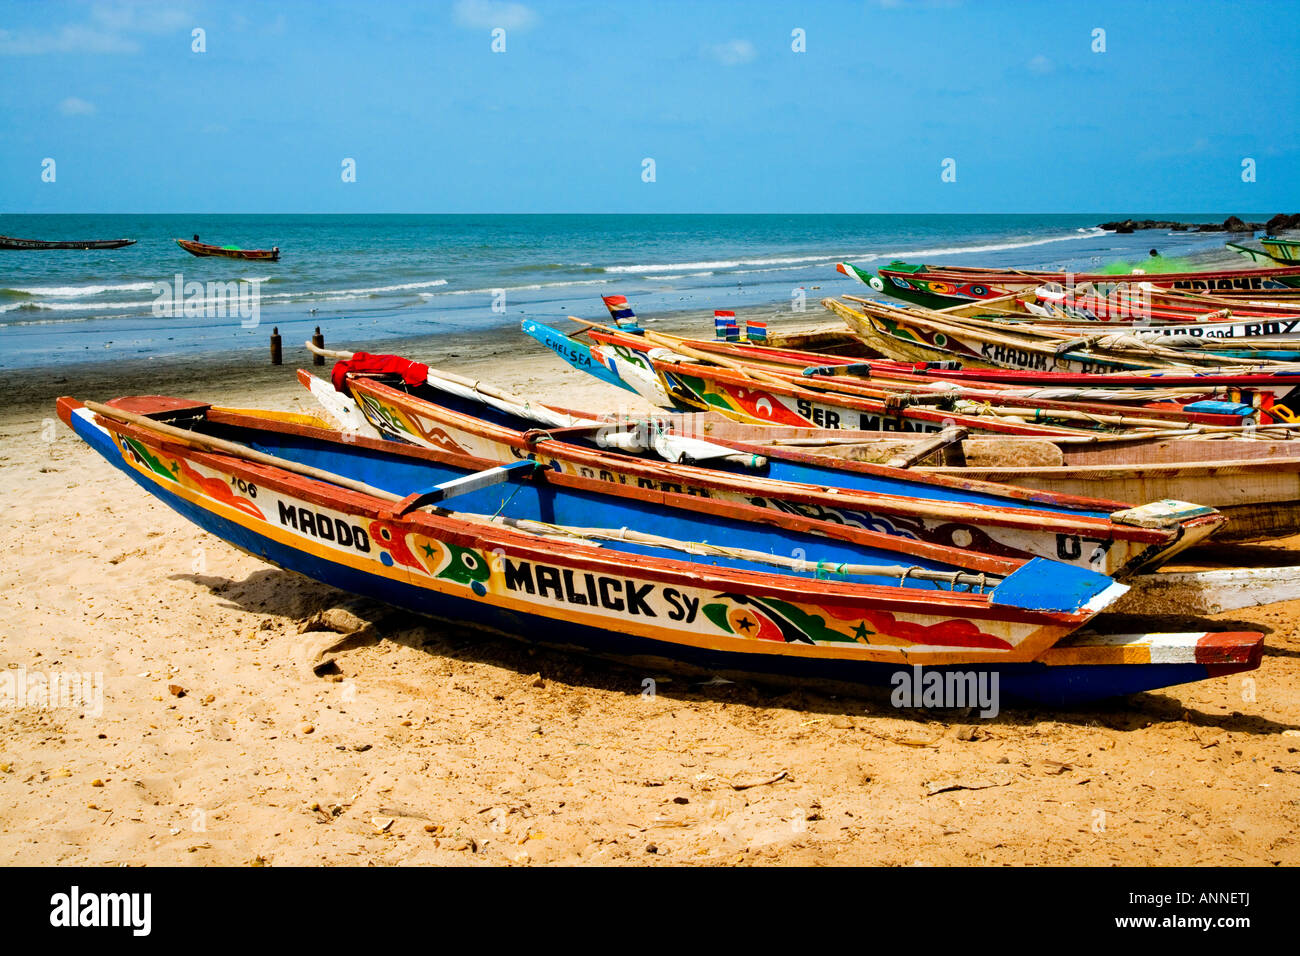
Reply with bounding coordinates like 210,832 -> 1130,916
887,228 -> 1108,260
603,252 -> 839,273
0,299 -> 157,312
3,277 -> 446,307
601,229 -> 1107,277
731,261 -> 841,276
424,278 -> 614,297
316,279 -> 447,295
3,280 -> 159,297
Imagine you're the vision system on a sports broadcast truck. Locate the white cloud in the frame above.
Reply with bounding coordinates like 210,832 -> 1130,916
1027,54 -> 1053,74
89,2 -> 192,35
0,2 -> 194,55
0,25 -> 138,55
59,97 -> 97,116
453,0 -> 538,31
708,39 -> 756,66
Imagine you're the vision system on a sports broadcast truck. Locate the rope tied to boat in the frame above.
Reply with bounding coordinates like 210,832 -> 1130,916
813,560 -> 849,579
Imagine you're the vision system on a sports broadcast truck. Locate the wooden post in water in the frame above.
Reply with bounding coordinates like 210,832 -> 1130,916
311,326 -> 325,366
270,327 -> 282,365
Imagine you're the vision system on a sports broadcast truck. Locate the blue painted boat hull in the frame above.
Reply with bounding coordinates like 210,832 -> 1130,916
65,404 -> 1252,707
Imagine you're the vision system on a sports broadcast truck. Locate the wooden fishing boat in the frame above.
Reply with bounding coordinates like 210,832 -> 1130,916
56,394 -> 1263,704
932,283 -> 1300,327
310,350 -> 1300,544
825,295 -> 1300,378
510,304 -> 1300,540
941,306 -> 1300,357
0,234 -> 135,250
176,238 -> 280,261
306,359 -> 1227,577
691,421 -> 1300,543
853,259 -> 1300,310
839,262 -> 1300,324
525,317 -> 1118,436
528,311 -> 1290,436
1262,237 -> 1300,263
572,319 -> 1276,430
561,312 -> 1291,410
1228,236 -> 1300,266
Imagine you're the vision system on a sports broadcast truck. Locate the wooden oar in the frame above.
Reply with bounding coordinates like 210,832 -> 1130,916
886,428 -> 968,468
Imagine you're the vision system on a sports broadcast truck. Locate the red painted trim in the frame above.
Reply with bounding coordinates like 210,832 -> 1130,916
1195,631 -> 1266,667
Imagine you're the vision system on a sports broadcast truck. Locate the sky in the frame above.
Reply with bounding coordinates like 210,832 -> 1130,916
0,0 -> 1297,214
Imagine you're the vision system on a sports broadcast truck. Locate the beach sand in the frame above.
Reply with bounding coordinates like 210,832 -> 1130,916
2,305 -> 1299,867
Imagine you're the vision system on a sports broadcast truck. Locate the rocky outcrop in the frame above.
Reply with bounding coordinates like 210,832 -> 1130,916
1265,213 -> 1300,234
1098,216 -> 1269,233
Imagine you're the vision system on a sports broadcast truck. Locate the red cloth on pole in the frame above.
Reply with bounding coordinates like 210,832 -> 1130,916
331,352 -> 430,392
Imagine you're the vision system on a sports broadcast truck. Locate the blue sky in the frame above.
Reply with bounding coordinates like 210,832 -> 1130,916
1,0 -> 1296,213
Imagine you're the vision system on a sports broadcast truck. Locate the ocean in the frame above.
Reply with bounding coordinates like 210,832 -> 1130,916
0,213 -> 1254,370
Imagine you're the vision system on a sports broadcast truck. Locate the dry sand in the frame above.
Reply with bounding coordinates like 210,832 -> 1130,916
1,313 -> 1299,866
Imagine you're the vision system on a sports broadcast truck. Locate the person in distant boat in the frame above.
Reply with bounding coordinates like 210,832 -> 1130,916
193,234 -> 200,242
1149,248 -> 1159,257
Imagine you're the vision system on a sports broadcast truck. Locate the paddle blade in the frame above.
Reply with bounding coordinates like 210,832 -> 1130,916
989,558 -> 1128,615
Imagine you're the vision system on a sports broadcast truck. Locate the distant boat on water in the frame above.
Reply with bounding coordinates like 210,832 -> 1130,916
0,234 -> 135,250
176,238 -> 280,261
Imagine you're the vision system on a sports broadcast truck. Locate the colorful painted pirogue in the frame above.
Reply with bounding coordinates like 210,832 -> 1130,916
57,394 -> 1263,704
528,318 -> 1275,438
894,281 -> 1300,330
1228,237 -> 1300,266
0,234 -> 135,250
176,238 -> 280,261
853,259 -> 1300,310
519,300 -> 1300,539
313,353 -> 1300,543
824,295 -> 1300,380
838,261 -> 1300,323
526,308 -> 1295,434
308,358 -> 1226,577
847,287 -> 1300,363
557,306 -> 1300,420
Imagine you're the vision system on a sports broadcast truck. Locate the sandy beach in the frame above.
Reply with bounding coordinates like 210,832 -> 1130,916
2,300 -> 1299,868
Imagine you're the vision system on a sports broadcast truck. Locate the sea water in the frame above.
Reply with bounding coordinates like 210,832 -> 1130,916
0,213 -> 1254,369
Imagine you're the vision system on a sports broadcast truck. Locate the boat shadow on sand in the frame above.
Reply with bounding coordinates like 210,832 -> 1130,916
172,567 -> 1297,735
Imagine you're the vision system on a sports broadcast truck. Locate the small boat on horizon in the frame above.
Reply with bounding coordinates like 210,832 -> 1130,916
176,237 -> 280,261
0,234 -> 135,250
